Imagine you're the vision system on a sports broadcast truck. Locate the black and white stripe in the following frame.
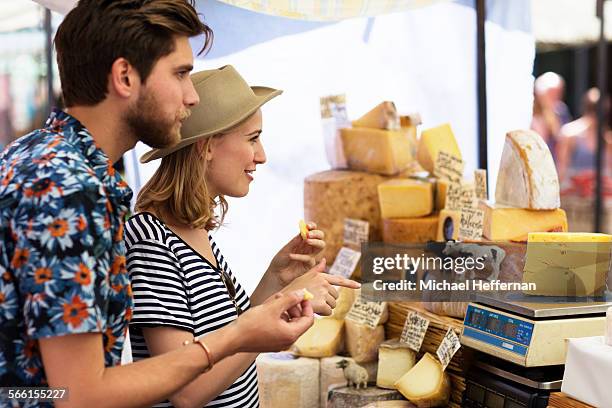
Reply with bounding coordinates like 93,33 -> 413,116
125,212 -> 258,408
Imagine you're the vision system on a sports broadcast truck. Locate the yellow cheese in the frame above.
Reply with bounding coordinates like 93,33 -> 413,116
435,180 -> 449,210
304,170 -> 390,264
345,320 -> 385,363
303,288 -> 314,301
340,128 -> 415,176
352,101 -> 400,130
378,179 -> 433,218
257,352 -> 319,408
292,317 -> 344,358
376,340 -> 416,389
330,287 -> 356,320
299,219 -> 309,240
522,232 -> 612,296
394,353 -> 451,408
480,201 -> 568,241
400,113 -> 422,127
495,130 -> 560,209
382,214 -> 439,243
436,209 -> 461,241
417,123 -> 462,174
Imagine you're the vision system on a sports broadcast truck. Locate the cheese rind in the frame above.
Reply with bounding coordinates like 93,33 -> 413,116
436,209 -> 461,241
382,214 -> 439,243
330,287 -> 357,320
417,124 -> 462,174
378,179 -> 433,218
345,320 -> 385,363
341,128 -> 415,176
480,201 -> 568,241
435,180 -> 449,210
495,130 -> 560,209
292,317 -> 344,358
394,353 -> 451,408
376,340 -> 416,389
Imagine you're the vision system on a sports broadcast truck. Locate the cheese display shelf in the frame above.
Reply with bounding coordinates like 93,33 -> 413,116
547,392 -> 595,408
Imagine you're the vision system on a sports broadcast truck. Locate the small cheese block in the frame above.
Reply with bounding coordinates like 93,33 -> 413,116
376,340 -> 416,389
417,123 -> 462,174
299,219 -> 309,240
435,180 -> 449,210
378,179 -> 433,218
257,352 -> 320,408
292,317 -> 344,358
352,101 -> 400,130
480,201 -> 568,241
394,353 -> 451,408
340,128 -> 415,176
345,320 -> 385,363
328,386 -> 405,408
495,130 -> 560,209
320,356 -> 379,407
382,214 -> 438,243
331,287 -> 357,320
436,209 -> 461,241
522,232 -> 612,296
304,170 -> 390,264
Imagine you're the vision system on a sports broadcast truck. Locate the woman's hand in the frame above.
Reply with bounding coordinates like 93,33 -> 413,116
281,259 -> 360,316
268,221 -> 326,286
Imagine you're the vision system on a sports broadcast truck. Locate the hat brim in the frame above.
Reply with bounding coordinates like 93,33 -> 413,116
140,86 -> 282,163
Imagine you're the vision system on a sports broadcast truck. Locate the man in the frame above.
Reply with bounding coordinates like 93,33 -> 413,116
0,1 -> 315,406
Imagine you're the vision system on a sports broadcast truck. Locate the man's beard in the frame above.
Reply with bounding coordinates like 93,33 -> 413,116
125,89 -> 190,149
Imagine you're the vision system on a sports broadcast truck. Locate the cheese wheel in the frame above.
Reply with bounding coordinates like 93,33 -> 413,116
257,352 -> 320,408
376,340 -> 416,389
328,386 -> 405,408
345,320 -> 385,363
292,317 -> 344,358
436,209 -> 461,241
378,179 -> 433,218
417,124 -> 462,174
304,170 -> 389,264
360,402 -> 415,408
394,353 -> 451,408
320,356 -> 378,407
382,214 -> 438,243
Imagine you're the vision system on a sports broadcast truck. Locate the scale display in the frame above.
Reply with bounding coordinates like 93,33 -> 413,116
465,304 -> 534,346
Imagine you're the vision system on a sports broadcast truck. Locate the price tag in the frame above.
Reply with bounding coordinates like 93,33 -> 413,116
328,247 -> 361,279
474,169 -> 488,200
400,312 -> 430,352
343,218 -> 369,249
458,208 -> 485,241
320,94 -> 349,125
434,151 -> 464,184
459,182 -> 477,209
345,295 -> 386,329
436,327 -> 461,370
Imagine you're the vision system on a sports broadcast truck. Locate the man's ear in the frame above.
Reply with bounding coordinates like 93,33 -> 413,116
108,58 -> 140,99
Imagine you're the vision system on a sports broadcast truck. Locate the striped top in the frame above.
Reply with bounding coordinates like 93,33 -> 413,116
124,212 -> 259,408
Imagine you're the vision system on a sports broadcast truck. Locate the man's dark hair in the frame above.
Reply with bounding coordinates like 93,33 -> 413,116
55,0 -> 213,107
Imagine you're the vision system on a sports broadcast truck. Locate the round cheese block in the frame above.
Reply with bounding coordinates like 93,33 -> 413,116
328,386 -> 406,408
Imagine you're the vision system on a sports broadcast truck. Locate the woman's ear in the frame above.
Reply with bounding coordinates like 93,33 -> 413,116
197,138 -> 217,161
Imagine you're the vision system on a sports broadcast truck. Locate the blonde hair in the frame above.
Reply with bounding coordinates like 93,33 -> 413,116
135,137 -> 227,230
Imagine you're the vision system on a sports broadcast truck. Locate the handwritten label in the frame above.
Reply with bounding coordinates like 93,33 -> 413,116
474,169 -> 488,200
400,312 -> 430,352
436,328 -> 461,370
445,183 -> 462,211
328,247 -> 361,279
458,208 -> 485,241
343,218 -> 369,249
459,183 -> 477,209
346,295 -> 387,329
320,94 -> 349,124
434,151 -> 464,184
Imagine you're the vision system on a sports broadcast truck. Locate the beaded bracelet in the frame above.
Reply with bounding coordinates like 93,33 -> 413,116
183,337 -> 214,373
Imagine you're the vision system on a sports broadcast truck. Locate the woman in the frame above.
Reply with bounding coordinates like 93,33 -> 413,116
125,65 -> 360,408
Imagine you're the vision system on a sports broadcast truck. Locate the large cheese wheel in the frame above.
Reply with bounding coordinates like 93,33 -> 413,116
382,214 -> 439,244
328,386 -> 405,408
320,356 -> 379,407
360,402 -> 416,408
292,317 -> 344,358
257,352 -> 320,408
376,340 -> 416,389
394,353 -> 451,408
345,320 -> 385,363
304,170 -> 389,264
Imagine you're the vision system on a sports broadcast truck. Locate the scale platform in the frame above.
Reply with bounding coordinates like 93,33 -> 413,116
461,293 -> 612,367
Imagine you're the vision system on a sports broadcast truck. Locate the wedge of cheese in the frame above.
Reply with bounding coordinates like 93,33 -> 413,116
341,128 -> 415,176
382,214 -> 438,243
480,201 -> 568,241
417,124 -> 462,174
436,209 -> 461,241
378,179 -> 433,218
352,101 -> 400,130
292,317 -> 344,358
394,353 -> 451,408
345,320 -> 385,363
376,340 -> 416,389
495,130 -> 560,209
522,232 -> 612,297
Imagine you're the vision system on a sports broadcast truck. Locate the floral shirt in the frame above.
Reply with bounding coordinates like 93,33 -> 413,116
0,110 -> 133,396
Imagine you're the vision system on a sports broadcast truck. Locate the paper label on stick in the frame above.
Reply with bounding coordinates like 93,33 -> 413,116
343,218 -> 369,249
458,208 -> 485,241
345,295 -> 386,329
328,247 -> 361,279
459,183 -> 477,209
434,151 -> 464,184
474,169 -> 488,200
400,312 -> 430,352
436,328 -> 461,370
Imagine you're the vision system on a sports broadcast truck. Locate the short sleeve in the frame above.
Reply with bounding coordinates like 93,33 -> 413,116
126,239 -> 193,332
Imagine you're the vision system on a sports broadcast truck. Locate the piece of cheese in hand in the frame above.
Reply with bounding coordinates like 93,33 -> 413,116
376,340 -> 416,389
378,179 -> 433,218
394,353 -> 451,407
303,288 -> 314,300
299,219 -> 309,240
495,130 -> 560,209
417,123 -> 462,174
382,214 -> 438,243
345,320 -> 385,363
292,317 -> 344,358
330,287 -> 357,320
